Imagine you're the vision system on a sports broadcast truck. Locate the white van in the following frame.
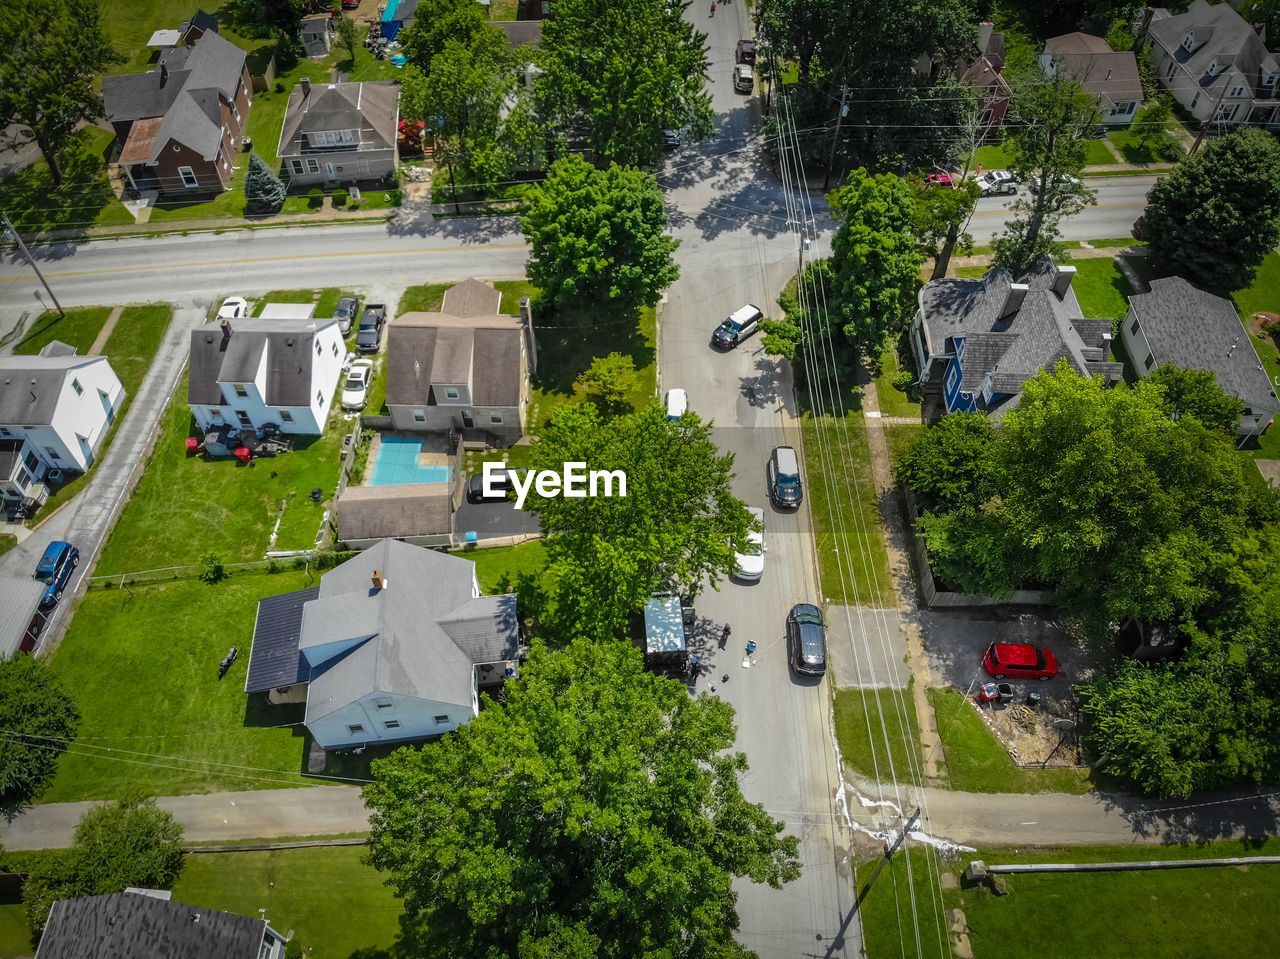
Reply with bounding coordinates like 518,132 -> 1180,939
665,388 -> 689,422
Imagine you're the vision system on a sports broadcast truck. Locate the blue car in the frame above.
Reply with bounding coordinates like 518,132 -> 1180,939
35,541 -> 79,608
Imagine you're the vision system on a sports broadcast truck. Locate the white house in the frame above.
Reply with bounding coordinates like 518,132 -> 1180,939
0,349 -> 125,504
244,539 -> 521,749
1122,275 -> 1280,441
1040,32 -> 1143,126
188,314 -> 344,435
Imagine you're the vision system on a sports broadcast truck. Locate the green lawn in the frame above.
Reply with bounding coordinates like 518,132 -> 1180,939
954,265 -> 986,279
802,413 -> 895,606
172,846 -> 402,959
834,686 -> 922,785
95,370 -> 345,575
0,534 -> 16,558
0,126 -> 134,235
1067,255 -> 1133,320
885,423 -> 925,466
973,144 -> 1014,169
874,346 -> 922,420
857,848 -> 953,959
1233,253 -> 1280,458
44,571 -> 322,802
1083,138 -> 1118,165
14,306 -> 113,356
396,282 -> 451,316
464,540 -> 550,595
0,891 -> 31,959
928,688 -> 1094,795
1106,125 -> 1184,165
251,288 -> 350,318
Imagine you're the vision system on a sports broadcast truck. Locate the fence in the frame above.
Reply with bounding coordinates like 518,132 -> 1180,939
901,489 -> 1055,608
250,54 -> 277,93
86,554 -> 318,589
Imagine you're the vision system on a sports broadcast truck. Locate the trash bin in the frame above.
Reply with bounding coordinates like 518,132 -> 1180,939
185,437 -> 200,456
234,447 -> 252,464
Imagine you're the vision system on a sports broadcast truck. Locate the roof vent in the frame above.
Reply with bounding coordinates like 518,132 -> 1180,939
372,569 -> 386,590
1227,337 -> 1238,358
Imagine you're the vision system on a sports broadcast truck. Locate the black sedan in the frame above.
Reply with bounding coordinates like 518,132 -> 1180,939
786,603 -> 827,677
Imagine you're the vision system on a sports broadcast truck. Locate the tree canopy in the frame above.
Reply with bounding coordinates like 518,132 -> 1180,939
521,156 -> 680,317
524,402 -> 751,642
398,0 -> 502,73
0,0 -> 124,184
912,179 -> 981,280
364,636 -> 800,959
827,169 -> 924,357
244,152 -> 287,215
536,0 -> 713,167
1145,364 -> 1245,435
0,655 -> 80,816
1140,128 -> 1280,293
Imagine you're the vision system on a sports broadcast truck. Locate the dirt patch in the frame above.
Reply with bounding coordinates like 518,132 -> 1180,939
972,689 -> 1082,767
1248,312 -> 1280,351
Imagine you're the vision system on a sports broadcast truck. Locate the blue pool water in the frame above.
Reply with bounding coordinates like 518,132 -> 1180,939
369,437 -> 452,487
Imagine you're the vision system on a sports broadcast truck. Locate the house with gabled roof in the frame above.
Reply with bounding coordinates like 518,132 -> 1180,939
911,257 -> 1124,423
0,350 -> 124,506
36,889 -> 287,959
386,278 -> 533,445
277,78 -> 399,188
103,29 -> 251,197
1122,275 -> 1280,440
960,22 -> 1012,135
187,313 -> 344,436
1041,32 -> 1143,125
244,539 -> 521,748
1148,0 -> 1280,128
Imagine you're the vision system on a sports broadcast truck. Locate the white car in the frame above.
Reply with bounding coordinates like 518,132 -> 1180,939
217,296 -> 249,320
1029,173 -> 1080,195
975,170 -> 1017,196
665,388 -> 688,422
341,359 -> 375,410
734,506 -> 766,581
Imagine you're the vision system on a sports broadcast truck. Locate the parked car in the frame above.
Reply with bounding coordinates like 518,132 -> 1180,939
217,296 -> 248,320
975,170 -> 1017,196
1028,173 -> 1080,195
663,128 -> 682,150
712,303 -> 763,350
767,446 -> 803,508
665,388 -> 688,422
341,359 -> 374,410
466,469 -> 524,504
334,295 -> 360,335
355,303 -> 387,354
734,506 -> 766,581
786,603 -> 827,676
736,39 -> 757,64
34,540 -> 79,609
924,173 -> 955,188
983,642 -> 1059,681
733,64 -> 755,94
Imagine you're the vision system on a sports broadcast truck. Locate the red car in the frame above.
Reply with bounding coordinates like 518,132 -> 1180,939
925,173 -> 955,188
983,642 -> 1058,681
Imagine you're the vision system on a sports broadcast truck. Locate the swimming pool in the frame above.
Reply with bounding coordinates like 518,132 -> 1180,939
369,437 -> 452,487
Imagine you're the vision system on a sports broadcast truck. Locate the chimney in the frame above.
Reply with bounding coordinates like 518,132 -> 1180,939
219,318 -> 233,339
978,22 -> 993,55
999,283 -> 1029,319
371,569 -> 386,589
1052,264 -> 1077,298
160,63 -> 168,86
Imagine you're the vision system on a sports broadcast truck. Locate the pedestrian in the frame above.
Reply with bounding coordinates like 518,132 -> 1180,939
710,1 -> 716,15
719,624 -> 731,649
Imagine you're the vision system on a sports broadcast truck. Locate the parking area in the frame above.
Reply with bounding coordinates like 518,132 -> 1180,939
826,605 -> 912,689
454,498 -> 541,544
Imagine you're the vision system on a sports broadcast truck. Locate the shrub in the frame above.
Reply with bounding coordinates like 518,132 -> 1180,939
892,370 -> 915,392
307,188 -> 324,209
199,553 -> 225,585
332,188 -> 349,208
1262,318 -> 1280,337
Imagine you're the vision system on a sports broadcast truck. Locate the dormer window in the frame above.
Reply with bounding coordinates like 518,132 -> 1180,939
1230,85 -> 1246,98
1265,73 -> 1278,89
1182,32 -> 1194,52
1206,59 -> 1217,75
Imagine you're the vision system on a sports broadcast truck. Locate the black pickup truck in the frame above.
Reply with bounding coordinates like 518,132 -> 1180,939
355,303 -> 387,354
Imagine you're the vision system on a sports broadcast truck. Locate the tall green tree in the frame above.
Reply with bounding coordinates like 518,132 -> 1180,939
229,0 -> 305,37
577,352 -> 637,415
521,156 -> 680,317
827,169 -> 924,357
0,656 -> 80,816
0,0 -> 123,185
1140,129 -> 1280,293
335,13 -> 361,65
364,636 -> 801,959
22,788 -> 184,936
913,179 -> 981,280
536,0 -> 713,167
398,0 -> 501,73
1146,364 -> 1245,435
525,402 -> 750,642
244,152 -> 287,215
992,66 -> 1097,275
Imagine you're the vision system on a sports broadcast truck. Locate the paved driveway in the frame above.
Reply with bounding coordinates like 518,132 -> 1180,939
453,498 -> 541,544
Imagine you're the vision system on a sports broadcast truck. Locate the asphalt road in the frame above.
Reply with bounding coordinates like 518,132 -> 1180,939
970,174 -> 1158,243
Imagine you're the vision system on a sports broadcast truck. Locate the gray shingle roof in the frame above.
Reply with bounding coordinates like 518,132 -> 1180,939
1045,33 -> 1144,105
285,541 -> 518,725
188,319 -> 336,408
37,891 -> 268,959
495,19 -> 544,49
918,257 -> 1122,416
0,577 -> 45,658
336,483 -> 452,542
1149,0 -> 1280,101
246,586 -> 320,693
442,278 -> 504,317
0,355 -> 110,426
278,82 -> 399,158
1128,275 -> 1280,413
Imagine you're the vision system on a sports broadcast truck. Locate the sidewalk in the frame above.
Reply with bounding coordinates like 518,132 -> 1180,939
22,204 -> 397,244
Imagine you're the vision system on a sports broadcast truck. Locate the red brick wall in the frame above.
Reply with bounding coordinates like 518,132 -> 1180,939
152,139 -> 228,196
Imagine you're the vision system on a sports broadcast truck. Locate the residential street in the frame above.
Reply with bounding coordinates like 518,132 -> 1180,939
971,174 -> 1158,242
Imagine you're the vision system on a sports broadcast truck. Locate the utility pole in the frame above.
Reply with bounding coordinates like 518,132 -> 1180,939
856,806 -> 923,907
2,212 -> 64,318
822,84 -> 850,191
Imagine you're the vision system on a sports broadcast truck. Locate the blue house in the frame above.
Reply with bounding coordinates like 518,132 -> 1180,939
910,257 -> 1123,422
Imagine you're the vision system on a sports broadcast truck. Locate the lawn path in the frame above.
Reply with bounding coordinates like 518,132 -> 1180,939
88,305 -> 124,354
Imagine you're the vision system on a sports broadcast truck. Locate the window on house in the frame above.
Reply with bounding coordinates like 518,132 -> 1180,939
45,447 -> 60,460
1144,353 -> 1155,370
384,720 -> 401,729
490,415 -> 503,424
15,467 -> 31,489
1206,60 -> 1218,76
0,428 -> 9,437
331,342 -> 339,356
234,384 -> 248,398
236,410 -> 252,426
347,724 -> 365,734
1131,318 -> 1140,335
178,166 -> 198,188
434,714 -> 450,725
71,377 -> 83,396
291,159 -> 304,175
316,390 -> 324,406
24,451 -> 39,473
1181,32 -> 1194,51
280,411 -> 293,422
315,340 -> 322,356
1230,85 -> 1246,98
1266,74 -> 1278,89
445,387 -> 459,399
306,158 -> 320,174
413,410 -> 425,422
1166,60 -> 1177,81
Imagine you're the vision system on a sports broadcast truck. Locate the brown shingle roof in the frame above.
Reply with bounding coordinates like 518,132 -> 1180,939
336,485 -> 452,544
441,278 -> 503,317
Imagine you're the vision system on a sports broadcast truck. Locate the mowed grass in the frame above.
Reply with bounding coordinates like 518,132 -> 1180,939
857,847 -> 953,959
973,144 -> 1014,169
464,540 -> 549,595
0,892 -> 32,959
251,288 -> 350,318
397,281 -> 451,316
1083,138 -> 1119,165
44,571 -> 317,802
802,413 -> 895,606
14,306 -> 113,356
928,688 -> 1094,795
834,686 -> 922,785
172,845 -> 402,959
1067,255 -> 1133,319
95,370 -> 344,575
0,125 -> 134,234
1233,253 -> 1280,458
874,345 -> 922,420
